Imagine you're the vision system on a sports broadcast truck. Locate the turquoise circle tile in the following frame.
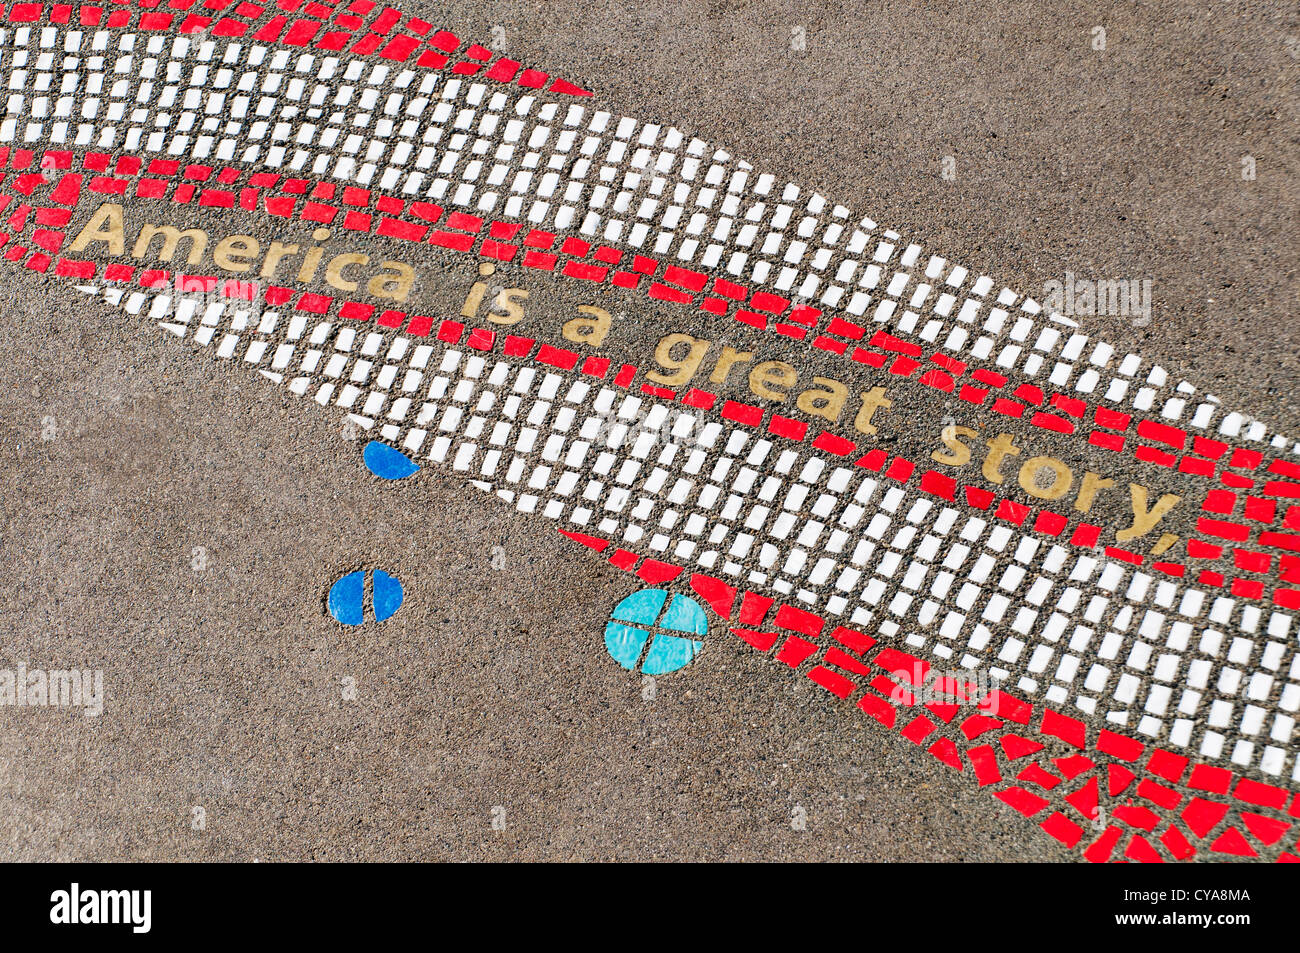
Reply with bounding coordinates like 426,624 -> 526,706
602,589 -> 706,674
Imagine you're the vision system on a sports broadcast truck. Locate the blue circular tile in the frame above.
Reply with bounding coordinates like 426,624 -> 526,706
372,570 -> 404,622
362,440 -> 420,480
603,589 -> 705,674
328,571 -> 366,626
328,569 -> 404,625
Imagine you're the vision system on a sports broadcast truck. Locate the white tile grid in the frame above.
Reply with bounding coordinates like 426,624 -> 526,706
84,279 -> 1300,780
6,24 -> 1297,458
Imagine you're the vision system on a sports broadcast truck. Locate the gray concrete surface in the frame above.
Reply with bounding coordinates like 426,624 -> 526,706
0,0 -> 1296,861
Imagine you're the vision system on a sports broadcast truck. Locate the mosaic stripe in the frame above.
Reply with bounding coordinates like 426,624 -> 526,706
2,4 -> 1297,861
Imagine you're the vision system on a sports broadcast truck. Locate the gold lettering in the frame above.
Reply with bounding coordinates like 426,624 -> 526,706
67,202 -> 125,256
853,386 -> 893,435
295,228 -> 332,283
1074,471 -> 1115,513
133,223 -> 208,265
795,377 -> 849,423
748,361 -> 797,402
486,288 -> 528,325
212,235 -> 260,273
1116,484 -> 1181,542
325,252 -> 368,292
1017,455 -> 1073,500
709,346 -> 753,386
260,241 -> 300,279
367,261 -> 416,302
561,305 -> 611,346
982,433 -> 1021,485
648,333 -> 711,387
931,425 -> 977,466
